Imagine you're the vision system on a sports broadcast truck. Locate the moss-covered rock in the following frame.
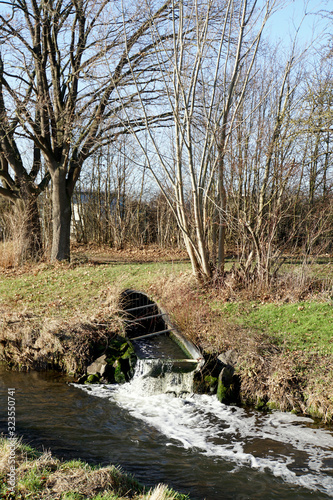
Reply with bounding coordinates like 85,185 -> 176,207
81,336 -> 138,385
113,360 -> 126,384
85,373 -> 100,384
216,379 -> 228,403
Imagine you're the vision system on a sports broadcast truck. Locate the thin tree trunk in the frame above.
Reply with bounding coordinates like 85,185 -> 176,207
217,146 -> 226,273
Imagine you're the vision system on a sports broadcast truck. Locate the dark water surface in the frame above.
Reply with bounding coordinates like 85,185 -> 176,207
1,366 -> 333,499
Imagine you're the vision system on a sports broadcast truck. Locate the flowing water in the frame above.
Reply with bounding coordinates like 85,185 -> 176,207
1,363 -> 333,499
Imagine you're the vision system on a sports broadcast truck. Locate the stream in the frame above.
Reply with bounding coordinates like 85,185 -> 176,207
1,364 -> 333,499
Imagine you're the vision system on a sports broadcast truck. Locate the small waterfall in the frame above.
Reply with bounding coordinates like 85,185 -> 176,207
119,289 -> 203,397
126,358 -> 195,397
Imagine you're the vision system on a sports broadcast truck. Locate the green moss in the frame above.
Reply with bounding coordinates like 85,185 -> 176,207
254,397 -> 266,411
85,374 -> 100,384
120,344 -> 135,360
113,361 -> 126,384
266,401 -> 280,411
216,379 -> 228,403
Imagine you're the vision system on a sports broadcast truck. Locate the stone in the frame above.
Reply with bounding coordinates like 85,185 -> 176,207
217,366 -> 234,403
220,366 -> 233,386
87,354 -> 107,376
77,374 -> 88,384
217,349 -> 238,367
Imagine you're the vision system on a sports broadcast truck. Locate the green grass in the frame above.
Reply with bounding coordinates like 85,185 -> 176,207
212,301 -> 333,354
20,464 -> 48,492
1,258 -> 332,355
0,261 -> 190,318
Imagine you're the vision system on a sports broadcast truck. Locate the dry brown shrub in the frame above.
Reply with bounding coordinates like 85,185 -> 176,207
148,272 -> 256,355
0,241 -> 17,268
237,351 -> 306,413
237,350 -> 333,422
0,204 -> 42,268
209,260 -> 333,304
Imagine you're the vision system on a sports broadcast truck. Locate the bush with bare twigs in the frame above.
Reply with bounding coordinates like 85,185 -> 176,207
0,203 -> 44,268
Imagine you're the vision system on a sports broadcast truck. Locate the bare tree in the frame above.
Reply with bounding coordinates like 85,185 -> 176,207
118,0 -> 276,280
0,74 -> 50,258
0,0 -> 172,261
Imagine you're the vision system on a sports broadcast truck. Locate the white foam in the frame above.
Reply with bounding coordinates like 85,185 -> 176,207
74,368 -> 333,497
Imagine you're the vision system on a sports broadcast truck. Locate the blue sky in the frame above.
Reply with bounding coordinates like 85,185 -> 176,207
264,0 -> 329,47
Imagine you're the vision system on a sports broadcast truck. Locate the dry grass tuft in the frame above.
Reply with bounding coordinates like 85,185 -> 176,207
100,277 -> 131,318
0,204 -> 43,269
45,464 -> 135,497
143,484 -> 177,500
0,241 -> 18,269
237,351 -> 333,422
238,352 -> 304,412
17,450 -> 59,478
0,437 -> 57,481
0,437 -> 20,476
301,356 -> 333,423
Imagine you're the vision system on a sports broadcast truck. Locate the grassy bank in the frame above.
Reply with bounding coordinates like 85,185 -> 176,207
0,437 -> 188,499
149,270 -> 333,422
0,245 -> 333,424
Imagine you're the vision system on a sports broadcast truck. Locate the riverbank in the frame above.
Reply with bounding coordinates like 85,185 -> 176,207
0,246 -> 332,423
0,436 -> 188,499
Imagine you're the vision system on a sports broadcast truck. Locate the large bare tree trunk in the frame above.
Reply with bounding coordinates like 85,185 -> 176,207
51,169 -> 71,261
24,195 -> 43,258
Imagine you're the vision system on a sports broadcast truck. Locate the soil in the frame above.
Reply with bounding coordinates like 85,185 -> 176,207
71,243 -> 189,264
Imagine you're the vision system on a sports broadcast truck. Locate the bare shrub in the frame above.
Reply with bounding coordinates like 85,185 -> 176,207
238,352 -> 306,413
148,272 -> 251,353
0,203 -> 43,268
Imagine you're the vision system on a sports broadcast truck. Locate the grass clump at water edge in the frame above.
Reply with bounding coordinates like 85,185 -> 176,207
0,436 -> 189,500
